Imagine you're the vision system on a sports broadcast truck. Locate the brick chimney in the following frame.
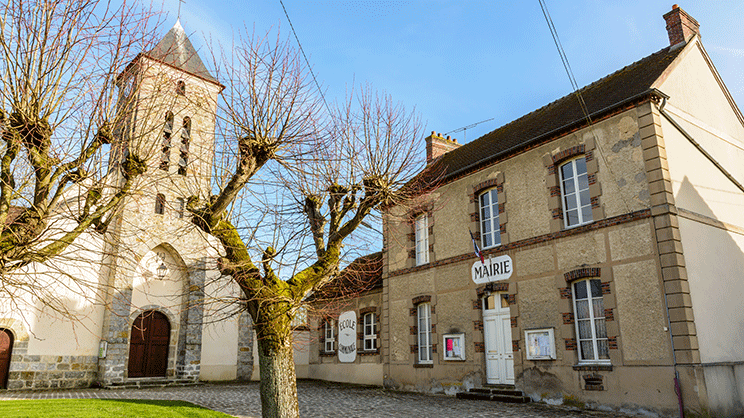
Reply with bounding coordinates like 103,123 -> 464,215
663,5 -> 700,46
425,131 -> 461,164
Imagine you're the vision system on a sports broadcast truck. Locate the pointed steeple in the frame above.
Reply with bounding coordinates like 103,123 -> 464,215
146,20 -> 218,84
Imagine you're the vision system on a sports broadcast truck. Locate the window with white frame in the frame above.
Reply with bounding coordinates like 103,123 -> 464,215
479,188 -> 501,249
417,303 -> 432,363
324,319 -> 335,352
414,214 -> 429,266
363,312 -> 377,351
572,278 -> 609,363
559,157 -> 592,227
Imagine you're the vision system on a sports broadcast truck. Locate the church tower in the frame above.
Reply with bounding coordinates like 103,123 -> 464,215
111,19 -> 222,203
97,22 -> 247,385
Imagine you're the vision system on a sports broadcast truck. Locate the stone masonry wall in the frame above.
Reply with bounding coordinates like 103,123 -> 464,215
236,310 -> 254,380
8,351 -> 97,390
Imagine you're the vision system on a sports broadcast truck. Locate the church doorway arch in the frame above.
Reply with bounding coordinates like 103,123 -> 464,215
0,328 -> 13,388
128,310 -> 170,378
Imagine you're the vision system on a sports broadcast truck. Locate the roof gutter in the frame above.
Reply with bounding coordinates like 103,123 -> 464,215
442,88 -> 668,182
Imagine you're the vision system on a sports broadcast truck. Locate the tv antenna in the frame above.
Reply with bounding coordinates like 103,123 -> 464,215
445,118 -> 494,143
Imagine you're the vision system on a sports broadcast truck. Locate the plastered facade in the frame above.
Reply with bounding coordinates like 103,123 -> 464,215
382,107 -> 686,414
307,290 -> 384,386
375,30 -> 744,418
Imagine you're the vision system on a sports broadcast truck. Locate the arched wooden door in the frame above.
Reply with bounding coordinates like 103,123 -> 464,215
0,328 -> 13,389
128,311 -> 170,378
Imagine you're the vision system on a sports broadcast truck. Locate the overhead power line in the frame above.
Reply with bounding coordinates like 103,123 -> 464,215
279,0 -> 333,118
537,0 -> 634,214
538,0 -> 591,126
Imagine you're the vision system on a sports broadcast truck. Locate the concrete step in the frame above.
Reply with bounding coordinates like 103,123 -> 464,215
103,379 -> 201,389
456,385 -> 531,404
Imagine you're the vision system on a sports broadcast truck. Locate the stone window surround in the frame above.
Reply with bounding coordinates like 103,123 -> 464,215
544,139 -> 604,233
178,116 -> 191,176
416,302 -> 433,364
406,204 -> 434,268
359,306 -> 380,354
468,172 -> 509,247
125,306 -> 179,380
560,267 -> 619,367
320,318 -> 336,355
160,111 -> 174,171
414,214 -> 429,266
409,295 -> 436,367
473,282 -> 517,354
155,193 -> 166,215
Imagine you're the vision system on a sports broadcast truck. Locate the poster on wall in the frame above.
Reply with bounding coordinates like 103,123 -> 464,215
525,328 -> 556,360
337,310 -> 357,363
443,333 -> 465,360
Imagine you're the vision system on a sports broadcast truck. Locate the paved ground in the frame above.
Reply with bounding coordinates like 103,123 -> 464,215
0,380 -> 634,418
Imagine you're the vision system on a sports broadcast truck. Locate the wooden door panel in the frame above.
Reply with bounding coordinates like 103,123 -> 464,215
128,311 -> 170,378
0,329 -> 12,389
128,342 -> 146,377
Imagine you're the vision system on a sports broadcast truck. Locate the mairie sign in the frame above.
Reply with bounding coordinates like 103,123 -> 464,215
472,254 -> 513,284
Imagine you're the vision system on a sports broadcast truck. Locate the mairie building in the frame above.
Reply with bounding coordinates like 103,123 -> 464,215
308,6 -> 744,417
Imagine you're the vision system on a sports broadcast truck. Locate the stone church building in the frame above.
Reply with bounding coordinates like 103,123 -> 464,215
0,21 -> 253,390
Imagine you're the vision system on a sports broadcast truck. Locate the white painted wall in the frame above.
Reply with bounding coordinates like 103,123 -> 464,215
200,272 -> 241,381
660,43 -> 744,365
200,315 -> 239,380
0,217 -> 108,357
659,40 -> 744,416
131,248 -> 185,316
307,363 -> 383,386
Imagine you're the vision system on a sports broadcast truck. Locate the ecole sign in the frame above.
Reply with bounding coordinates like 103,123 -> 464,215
472,254 -> 513,284
337,310 -> 356,363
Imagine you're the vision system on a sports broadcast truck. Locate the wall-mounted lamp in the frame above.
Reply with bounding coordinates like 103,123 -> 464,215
157,262 -> 168,279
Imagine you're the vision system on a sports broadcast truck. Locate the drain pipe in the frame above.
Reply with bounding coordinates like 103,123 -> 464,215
657,96 -> 685,418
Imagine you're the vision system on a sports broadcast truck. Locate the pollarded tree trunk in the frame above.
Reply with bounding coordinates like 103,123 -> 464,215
257,325 -> 299,418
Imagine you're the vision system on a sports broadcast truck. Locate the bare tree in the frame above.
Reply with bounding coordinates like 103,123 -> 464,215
188,29 -> 423,417
0,0 -> 158,308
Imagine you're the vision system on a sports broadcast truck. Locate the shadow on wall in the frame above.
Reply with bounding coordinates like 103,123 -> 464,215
676,176 -> 744,417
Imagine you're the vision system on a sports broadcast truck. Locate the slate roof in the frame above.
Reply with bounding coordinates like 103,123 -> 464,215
145,20 -> 219,85
418,42 -> 687,186
310,252 -> 383,301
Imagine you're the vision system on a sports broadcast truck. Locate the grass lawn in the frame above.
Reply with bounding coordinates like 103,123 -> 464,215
0,399 -> 235,418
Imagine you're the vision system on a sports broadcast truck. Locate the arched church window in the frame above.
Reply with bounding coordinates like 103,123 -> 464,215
160,112 -> 174,171
175,197 -> 185,219
176,80 -> 186,95
178,117 -> 191,176
155,193 -> 165,215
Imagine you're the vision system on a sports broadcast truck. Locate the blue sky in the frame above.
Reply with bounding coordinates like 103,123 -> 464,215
160,0 -> 743,152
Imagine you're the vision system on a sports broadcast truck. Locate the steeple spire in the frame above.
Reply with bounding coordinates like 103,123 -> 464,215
146,20 -> 218,84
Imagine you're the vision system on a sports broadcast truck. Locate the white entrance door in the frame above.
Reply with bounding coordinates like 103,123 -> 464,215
483,293 -> 514,385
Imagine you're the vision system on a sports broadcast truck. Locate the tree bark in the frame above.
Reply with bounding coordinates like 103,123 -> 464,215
257,330 -> 299,418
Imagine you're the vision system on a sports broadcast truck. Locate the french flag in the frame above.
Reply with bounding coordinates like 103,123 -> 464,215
469,230 -> 485,265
